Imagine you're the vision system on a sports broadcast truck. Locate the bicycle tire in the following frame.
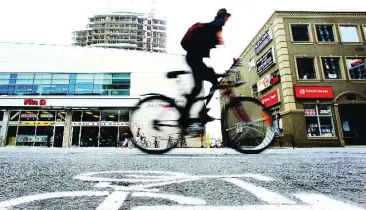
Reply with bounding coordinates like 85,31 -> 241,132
130,95 -> 183,154
223,96 -> 276,154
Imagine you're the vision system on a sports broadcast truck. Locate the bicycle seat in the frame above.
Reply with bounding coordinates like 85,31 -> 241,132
166,70 -> 191,79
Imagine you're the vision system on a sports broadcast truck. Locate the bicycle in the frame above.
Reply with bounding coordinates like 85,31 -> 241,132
131,62 -> 276,154
137,134 -> 151,148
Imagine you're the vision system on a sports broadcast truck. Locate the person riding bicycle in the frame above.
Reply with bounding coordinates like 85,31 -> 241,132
181,8 -> 231,123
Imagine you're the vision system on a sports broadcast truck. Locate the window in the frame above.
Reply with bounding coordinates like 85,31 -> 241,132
82,111 -> 100,122
235,71 -> 241,82
345,58 -> 366,80
339,25 -> 360,42
119,110 -> 129,122
304,104 -> 335,137
296,57 -> 317,80
291,24 -> 310,41
321,57 -> 342,79
101,110 -> 118,122
251,84 -> 258,98
315,24 -> 335,42
364,25 -> 366,40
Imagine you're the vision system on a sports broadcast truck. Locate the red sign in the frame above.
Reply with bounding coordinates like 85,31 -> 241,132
260,89 -> 280,107
24,99 -> 47,106
294,86 -> 333,99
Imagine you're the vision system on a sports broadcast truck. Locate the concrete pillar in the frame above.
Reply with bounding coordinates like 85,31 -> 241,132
62,111 -> 72,148
1,110 -> 9,147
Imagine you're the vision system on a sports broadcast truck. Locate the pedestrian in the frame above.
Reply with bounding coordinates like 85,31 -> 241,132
122,127 -> 133,148
47,126 -> 53,148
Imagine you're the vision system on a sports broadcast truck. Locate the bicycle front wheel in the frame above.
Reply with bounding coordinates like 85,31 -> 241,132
130,95 -> 183,154
223,97 -> 276,154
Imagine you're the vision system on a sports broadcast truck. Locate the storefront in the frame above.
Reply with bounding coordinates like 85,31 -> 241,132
0,96 -> 139,147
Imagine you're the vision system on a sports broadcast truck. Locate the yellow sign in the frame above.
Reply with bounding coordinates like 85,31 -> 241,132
19,122 -> 55,126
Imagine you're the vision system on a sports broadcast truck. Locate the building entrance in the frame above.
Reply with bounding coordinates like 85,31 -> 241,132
339,104 -> 366,145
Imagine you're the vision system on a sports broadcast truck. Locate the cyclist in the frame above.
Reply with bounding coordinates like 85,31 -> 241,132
181,8 -> 231,123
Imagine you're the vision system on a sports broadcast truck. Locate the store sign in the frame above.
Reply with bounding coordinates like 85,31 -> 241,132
294,86 -> 334,99
260,89 -> 280,107
255,29 -> 273,55
40,114 -> 53,118
256,48 -> 276,75
19,122 -> 55,126
20,113 -> 37,118
257,71 -> 281,92
71,122 -> 129,126
24,99 -> 47,106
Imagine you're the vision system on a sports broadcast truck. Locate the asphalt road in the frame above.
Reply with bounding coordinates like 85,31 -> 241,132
0,147 -> 365,210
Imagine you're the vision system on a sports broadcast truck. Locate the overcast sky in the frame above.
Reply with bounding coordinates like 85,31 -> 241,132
0,0 -> 365,139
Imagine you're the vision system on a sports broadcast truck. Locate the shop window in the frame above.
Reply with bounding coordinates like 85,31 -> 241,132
10,111 -> 20,121
291,24 -> 310,42
20,111 -> 38,121
339,25 -> 360,42
119,110 -> 129,122
56,111 -> 67,122
38,111 -> 56,121
102,110 -> 119,122
304,104 -> 335,137
296,57 -> 317,80
345,58 -> 366,80
83,111 -> 100,122
72,111 -> 82,122
315,24 -> 335,42
321,57 -> 342,79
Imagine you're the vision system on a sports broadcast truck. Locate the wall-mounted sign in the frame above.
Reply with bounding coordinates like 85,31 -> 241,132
71,122 -> 129,126
255,29 -> 273,55
20,113 -> 37,119
16,135 -> 48,143
257,71 -> 281,92
24,99 -> 47,106
260,89 -> 281,107
40,114 -> 54,118
256,48 -> 276,75
294,86 -> 333,99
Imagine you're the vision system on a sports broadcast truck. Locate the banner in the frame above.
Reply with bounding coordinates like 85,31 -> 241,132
16,135 -> 48,142
19,122 -> 55,126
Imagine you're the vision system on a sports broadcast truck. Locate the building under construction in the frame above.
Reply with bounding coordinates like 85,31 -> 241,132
72,11 -> 167,53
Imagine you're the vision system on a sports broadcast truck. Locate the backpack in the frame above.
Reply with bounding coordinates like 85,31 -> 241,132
181,22 -> 206,51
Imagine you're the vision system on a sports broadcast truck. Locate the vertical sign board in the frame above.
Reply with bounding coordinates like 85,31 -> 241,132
256,48 -> 276,75
255,29 -> 273,55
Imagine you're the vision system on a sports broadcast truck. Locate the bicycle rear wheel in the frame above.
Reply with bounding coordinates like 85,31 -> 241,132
223,97 -> 276,154
130,95 -> 183,154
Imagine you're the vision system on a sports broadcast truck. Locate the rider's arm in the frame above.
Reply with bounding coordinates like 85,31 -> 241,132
216,30 -> 224,45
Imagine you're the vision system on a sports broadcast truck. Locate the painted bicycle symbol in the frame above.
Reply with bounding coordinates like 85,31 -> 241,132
0,170 -> 364,210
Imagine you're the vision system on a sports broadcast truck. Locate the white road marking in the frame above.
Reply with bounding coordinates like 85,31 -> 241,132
0,191 -> 110,208
131,192 -> 207,205
223,178 -> 296,205
130,205 -> 350,210
295,194 -> 366,210
194,174 -> 274,182
96,191 -> 128,210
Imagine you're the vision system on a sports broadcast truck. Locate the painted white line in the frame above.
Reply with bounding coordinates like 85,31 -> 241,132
295,194 -> 366,210
194,174 -> 275,182
223,178 -> 296,205
131,192 -> 207,205
74,170 -> 189,183
94,182 -> 111,188
96,191 -> 128,210
0,191 -> 110,208
119,178 -> 200,191
130,205 -> 336,210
